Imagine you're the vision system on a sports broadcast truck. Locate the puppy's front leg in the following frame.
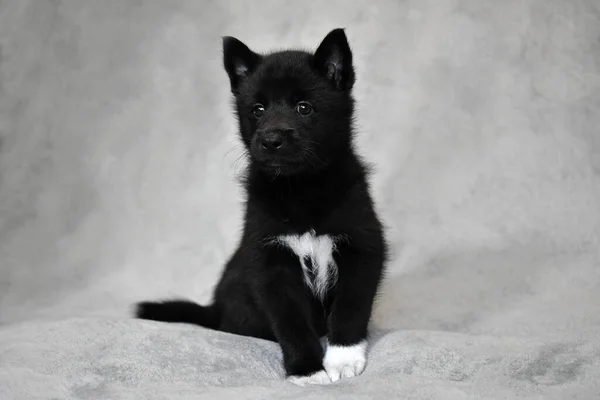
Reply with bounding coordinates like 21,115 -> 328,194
255,250 -> 330,386
325,248 -> 384,382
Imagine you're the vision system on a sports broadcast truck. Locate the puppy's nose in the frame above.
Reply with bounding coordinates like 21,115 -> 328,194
260,131 -> 285,153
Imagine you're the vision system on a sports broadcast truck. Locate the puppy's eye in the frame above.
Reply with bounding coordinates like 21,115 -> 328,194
296,102 -> 313,116
252,104 -> 265,118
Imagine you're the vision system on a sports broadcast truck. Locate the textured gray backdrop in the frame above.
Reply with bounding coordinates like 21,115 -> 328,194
1,1 -> 600,399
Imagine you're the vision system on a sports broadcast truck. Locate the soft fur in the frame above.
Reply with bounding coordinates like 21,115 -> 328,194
135,28 -> 387,384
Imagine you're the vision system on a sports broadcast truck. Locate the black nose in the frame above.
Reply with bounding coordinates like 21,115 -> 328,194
260,131 -> 285,153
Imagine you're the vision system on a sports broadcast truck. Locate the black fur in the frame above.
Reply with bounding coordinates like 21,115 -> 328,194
135,28 -> 387,379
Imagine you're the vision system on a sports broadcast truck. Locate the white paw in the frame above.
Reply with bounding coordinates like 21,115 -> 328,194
323,341 -> 367,382
287,370 -> 332,386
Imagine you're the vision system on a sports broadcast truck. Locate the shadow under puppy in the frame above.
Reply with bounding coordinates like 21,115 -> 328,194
135,28 -> 387,386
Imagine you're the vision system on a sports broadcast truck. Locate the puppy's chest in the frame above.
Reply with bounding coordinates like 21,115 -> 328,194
275,229 -> 343,300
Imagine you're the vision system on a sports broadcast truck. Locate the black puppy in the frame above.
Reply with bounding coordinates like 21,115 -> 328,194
135,28 -> 387,386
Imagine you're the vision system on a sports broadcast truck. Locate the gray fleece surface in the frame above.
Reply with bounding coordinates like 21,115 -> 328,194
1,0 -> 600,399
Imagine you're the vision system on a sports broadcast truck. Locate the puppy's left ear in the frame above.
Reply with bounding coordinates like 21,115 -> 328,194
314,28 -> 355,90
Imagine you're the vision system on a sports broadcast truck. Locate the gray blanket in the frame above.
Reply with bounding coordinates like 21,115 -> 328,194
1,0 -> 599,399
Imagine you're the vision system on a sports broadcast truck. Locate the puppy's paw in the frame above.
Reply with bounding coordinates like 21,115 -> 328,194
323,341 -> 367,382
287,370 -> 331,386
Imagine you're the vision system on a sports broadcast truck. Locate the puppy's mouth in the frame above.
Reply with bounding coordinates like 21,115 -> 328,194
259,159 -> 303,174
249,142 -> 327,176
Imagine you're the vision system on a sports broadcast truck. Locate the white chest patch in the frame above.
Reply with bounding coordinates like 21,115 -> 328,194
275,229 -> 339,300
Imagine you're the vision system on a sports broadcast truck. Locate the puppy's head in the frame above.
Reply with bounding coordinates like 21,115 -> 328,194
222,29 -> 355,176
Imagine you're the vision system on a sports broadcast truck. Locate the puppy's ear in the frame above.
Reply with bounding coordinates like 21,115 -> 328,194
313,28 -> 355,90
222,36 -> 261,94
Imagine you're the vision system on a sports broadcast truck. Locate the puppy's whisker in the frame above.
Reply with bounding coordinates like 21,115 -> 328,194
302,149 -> 325,169
229,148 -> 249,178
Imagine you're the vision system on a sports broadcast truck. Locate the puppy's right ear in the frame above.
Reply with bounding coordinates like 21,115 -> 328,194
222,36 -> 261,94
